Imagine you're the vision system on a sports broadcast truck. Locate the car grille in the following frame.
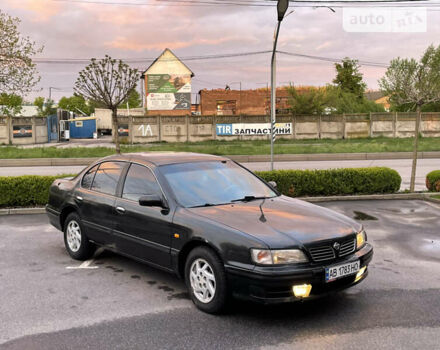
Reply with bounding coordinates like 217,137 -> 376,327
339,238 -> 356,257
308,238 -> 356,262
308,245 -> 335,262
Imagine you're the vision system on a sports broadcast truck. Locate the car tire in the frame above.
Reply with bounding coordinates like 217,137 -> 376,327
63,212 -> 95,261
185,246 -> 229,314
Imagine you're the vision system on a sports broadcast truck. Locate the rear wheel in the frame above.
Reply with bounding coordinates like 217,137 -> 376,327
185,246 -> 229,314
64,212 -> 95,261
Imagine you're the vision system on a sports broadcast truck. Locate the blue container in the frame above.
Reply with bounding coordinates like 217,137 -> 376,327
68,117 -> 96,138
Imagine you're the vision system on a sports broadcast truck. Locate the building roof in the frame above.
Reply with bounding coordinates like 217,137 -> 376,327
141,48 -> 194,78
103,152 -> 227,166
365,90 -> 386,101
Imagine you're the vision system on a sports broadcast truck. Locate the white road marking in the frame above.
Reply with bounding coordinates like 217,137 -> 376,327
66,259 -> 98,270
65,248 -> 104,269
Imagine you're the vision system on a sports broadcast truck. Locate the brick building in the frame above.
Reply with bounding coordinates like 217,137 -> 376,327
198,88 -> 291,115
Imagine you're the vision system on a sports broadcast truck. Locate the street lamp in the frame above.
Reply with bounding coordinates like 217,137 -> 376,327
270,0 -> 290,171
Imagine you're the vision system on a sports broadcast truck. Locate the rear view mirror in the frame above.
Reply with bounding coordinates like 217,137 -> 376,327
139,194 -> 167,208
268,181 -> 277,190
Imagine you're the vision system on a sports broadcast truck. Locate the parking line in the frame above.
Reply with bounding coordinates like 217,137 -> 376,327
65,248 -> 103,270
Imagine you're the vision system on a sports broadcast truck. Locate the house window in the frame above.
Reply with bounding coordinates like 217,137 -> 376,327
216,100 -> 236,115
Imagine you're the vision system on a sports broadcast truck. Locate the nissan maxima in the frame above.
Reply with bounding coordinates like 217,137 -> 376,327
46,152 -> 373,313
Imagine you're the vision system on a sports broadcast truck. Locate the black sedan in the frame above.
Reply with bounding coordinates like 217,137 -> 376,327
46,152 -> 373,313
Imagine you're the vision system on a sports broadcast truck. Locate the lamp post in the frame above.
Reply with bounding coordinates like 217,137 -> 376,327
270,0 -> 289,171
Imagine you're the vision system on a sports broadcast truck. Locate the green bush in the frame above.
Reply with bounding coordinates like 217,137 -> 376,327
426,170 -> 440,192
0,175 -> 68,208
0,168 -> 401,208
256,167 -> 401,197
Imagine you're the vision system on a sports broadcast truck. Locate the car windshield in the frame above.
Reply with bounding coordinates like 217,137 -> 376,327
160,161 -> 277,208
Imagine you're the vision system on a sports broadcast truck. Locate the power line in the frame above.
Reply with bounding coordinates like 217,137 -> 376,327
33,50 -> 272,64
52,0 -> 439,7
278,50 -> 389,67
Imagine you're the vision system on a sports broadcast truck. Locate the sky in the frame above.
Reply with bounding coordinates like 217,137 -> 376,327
3,0 -> 440,102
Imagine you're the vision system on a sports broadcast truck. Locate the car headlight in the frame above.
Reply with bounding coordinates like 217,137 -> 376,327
251,249 -> 309,265
356,230 -> 367,249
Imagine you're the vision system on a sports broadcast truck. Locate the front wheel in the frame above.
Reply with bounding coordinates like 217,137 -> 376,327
185,247 -> 229,314
64,212 -> 95,261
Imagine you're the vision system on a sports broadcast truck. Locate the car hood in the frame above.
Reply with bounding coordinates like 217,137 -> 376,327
187,196 -> 362,248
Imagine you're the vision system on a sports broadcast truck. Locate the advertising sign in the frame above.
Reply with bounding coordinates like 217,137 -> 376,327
216,123 -> 292,136
146,74 -> 191,110
13,125 -> 32,138
118,124 -> 129,137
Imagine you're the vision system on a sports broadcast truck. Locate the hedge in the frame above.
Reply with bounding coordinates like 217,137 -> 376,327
256,167 -> 401,197
426,170 -> 440,192
0,167 -> 401,208
0,175 -> 64,208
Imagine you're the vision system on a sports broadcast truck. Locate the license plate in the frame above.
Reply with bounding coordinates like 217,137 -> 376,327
325,260 -> 360,282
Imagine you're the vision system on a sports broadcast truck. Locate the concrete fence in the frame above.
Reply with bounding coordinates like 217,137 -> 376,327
115,112 -> 440,144
1,112 -> 440,145
0,116 -> 48,145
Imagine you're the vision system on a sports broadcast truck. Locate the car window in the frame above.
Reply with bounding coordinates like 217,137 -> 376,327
91,161 -> 124,196
81,164 -> 98,189
122,163 -> 162,201
160,161 -> 277,208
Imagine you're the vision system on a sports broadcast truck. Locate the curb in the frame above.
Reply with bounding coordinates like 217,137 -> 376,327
300,192 -> 430,203
1,193 -> 438,215
0,207 -> 46,216
1,151 -> 440,167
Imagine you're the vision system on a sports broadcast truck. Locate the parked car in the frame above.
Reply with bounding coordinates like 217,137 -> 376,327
46,152 -> 373,313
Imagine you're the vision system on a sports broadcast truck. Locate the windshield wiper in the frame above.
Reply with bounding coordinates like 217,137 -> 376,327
231,195 -> 269,203
190,202 -> 230,208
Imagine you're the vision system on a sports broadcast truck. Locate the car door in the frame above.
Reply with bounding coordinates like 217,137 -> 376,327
113,163 -> 173,269
74,161 -> 126,245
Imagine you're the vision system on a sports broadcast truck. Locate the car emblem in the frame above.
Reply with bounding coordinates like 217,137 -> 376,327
333,242 -> 340,251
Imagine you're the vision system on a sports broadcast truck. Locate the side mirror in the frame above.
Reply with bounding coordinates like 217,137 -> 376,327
139,194 -> 167,208
268,181 -> 277,190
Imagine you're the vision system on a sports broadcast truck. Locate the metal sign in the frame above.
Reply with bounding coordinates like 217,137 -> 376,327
216,123 -> 292,136
13,125 -> 32,138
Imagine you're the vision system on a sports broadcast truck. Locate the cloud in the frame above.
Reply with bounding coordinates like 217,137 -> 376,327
4,0 -> 63,22
1,1 -> 440,101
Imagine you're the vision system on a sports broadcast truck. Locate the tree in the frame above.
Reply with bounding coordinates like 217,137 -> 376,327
333,58 -> 367,99
287,85 -> 328,115
58,95 -> 92,115
0,93 -> 23,116
326,86 -> 385,114
121,88 -> 141,109
74,56 -> 140,153
0,10 -> 42,95
34,96 -> 56,117
379,45 -> 440,191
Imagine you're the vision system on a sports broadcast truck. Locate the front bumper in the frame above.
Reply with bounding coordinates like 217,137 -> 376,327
226,243 -> 373,304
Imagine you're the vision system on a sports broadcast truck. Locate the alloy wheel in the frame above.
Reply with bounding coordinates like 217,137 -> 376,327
189,258 -> 216,303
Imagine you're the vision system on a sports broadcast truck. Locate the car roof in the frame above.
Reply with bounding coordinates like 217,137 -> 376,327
100,152 -> 229,166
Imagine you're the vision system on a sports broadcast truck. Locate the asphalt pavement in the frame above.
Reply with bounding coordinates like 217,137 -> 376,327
0,158 -> 438,191
0,199 -> 439,349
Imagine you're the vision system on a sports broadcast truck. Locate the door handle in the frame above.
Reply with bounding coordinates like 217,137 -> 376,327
75,195 -> 83,202
115,206 -> 126,214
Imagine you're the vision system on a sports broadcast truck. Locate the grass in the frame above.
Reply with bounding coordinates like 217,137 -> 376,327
0,136 -> 440,159
431,194 -> 440,200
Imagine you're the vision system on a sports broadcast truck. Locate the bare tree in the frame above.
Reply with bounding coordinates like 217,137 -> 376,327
379,45 -> 440,192
74,55 -> 140,153
0,10 -> 42,95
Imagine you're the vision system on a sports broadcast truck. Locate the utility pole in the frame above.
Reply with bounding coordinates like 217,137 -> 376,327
48,87 -> 61,102
270,0 -> 289,171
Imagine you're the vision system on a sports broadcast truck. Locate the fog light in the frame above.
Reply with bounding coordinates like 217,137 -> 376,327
355,266 -> 366,282
292,284 -> 312,298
